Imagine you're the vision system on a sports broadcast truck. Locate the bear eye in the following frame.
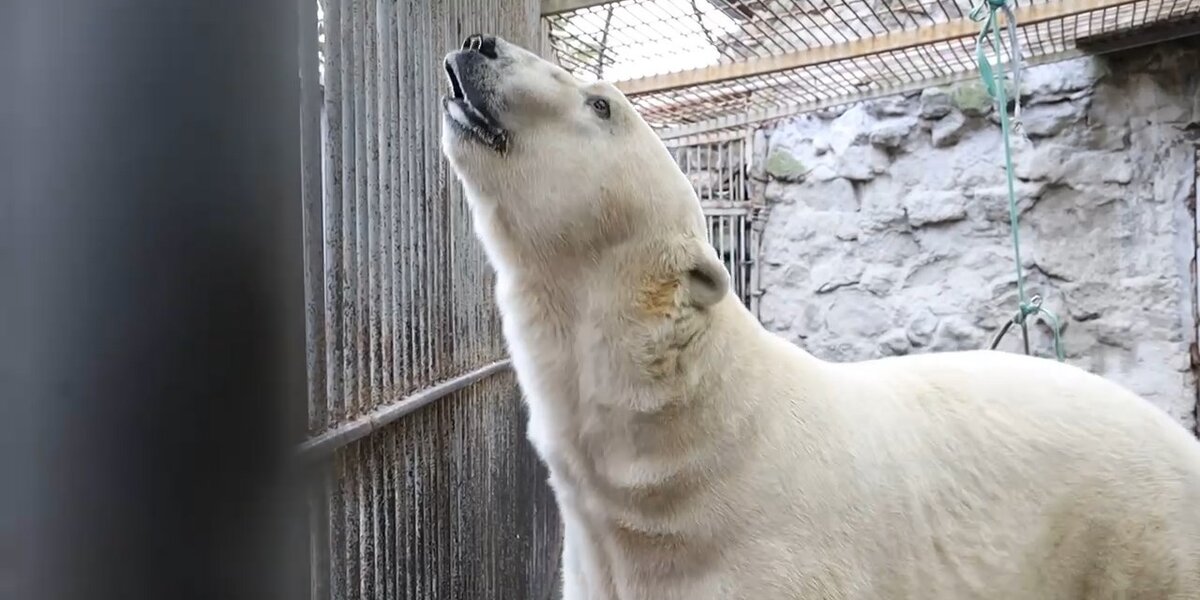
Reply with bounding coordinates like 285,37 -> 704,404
589,97 -> 611,120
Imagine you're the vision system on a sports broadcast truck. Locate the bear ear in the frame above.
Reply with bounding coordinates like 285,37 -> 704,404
683,249 -> 729,309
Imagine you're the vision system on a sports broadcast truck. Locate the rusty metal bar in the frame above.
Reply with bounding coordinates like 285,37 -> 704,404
297,359 -> 513,460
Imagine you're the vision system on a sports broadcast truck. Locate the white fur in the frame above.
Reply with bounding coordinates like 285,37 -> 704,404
442,37 -> 1200,599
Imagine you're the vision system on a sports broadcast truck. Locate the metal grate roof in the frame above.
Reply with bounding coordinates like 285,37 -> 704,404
542,0 -> 1200,140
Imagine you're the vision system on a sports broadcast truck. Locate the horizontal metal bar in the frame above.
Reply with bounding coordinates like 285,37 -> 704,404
662,128 -> 749,148
541,0 -> 623,16
700,200 -> 755,210
615,0 -> 1136,96
297,358 -> 513,460
703,207 -> 755,216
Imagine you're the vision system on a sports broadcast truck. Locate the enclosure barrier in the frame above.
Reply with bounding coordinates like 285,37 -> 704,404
543,0 -> 1200,139
299,1 -> 561,598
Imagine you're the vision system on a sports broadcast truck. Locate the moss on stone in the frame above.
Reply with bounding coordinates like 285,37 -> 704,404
950,79 -> 1017,117
766,149 -> 807,181
950,81 -> 993,117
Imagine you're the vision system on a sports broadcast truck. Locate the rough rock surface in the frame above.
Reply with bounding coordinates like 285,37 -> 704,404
752,41 -> 1200,429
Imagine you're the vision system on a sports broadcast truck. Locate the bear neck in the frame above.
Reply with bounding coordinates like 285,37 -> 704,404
487,227 -> 783,513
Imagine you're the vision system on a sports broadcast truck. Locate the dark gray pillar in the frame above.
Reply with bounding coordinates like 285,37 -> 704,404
3,2 -> 307,599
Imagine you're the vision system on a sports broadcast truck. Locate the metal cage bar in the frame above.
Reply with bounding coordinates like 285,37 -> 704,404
669,133 -> 763,314
301,1 -> 560,598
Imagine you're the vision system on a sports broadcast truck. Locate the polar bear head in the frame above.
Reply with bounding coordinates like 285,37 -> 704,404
441,34 -> 728,309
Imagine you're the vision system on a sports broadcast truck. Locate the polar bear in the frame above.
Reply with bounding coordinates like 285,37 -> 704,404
441,34 -> 1200,600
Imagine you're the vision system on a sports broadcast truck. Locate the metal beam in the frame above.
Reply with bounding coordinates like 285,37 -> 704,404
297,359 -> 512,460
662,127 -> 749,148
541,0 -> 623,16
616,0 -> 1136,96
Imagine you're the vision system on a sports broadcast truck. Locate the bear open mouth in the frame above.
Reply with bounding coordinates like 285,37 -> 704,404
443,56 -> 507,152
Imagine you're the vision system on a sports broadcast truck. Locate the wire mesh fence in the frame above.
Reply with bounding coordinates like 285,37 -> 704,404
299,0 -> 561,598
544,0 -> 1200,136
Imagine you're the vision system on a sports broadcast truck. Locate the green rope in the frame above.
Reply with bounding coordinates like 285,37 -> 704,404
971,0 -> 1065,361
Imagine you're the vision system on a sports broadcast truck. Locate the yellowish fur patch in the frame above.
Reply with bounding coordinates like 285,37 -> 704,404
635,275 -> 679,318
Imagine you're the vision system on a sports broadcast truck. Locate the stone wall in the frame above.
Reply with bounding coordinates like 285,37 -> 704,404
752,40 -> 1200,428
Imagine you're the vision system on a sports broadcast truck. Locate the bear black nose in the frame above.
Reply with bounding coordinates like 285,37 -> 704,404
462,34 -> 498,60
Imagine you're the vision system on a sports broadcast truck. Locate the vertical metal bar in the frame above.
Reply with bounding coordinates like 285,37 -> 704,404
363,0 -> 381,591
300,0 -> 329,434
723,215 -> 733,282
388,423 -> 402,597
387,0 -> 403,397
411,0 -> 428,390
433,0 -> 448,590
1192,146 -> 1199,434
423,0 -> 439,382
396,0 -> 414,396
342,447 -> 360,600
381,431 -> 395,600
371,436 -> 385,600
353,0 -> 369,416
299,0 -> 332,593
729,219 -> 738,303
321,20 -> 347,600
410,0 -> 429,392
340,0 -> 359,418
377,0 -> 394,403
360,441 -> 376,599
323,0 -> 346,428
364,0 -> 383,414
413,395 -> 427,600
735,139 -> 746,303
421,0 -> 439,384
749,210 -> 764,319
403,413 -> 415,599
307,465 -> 332,600
735,216 -> 743,302
736,213 -> 744,305
328,454 -> 347,599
